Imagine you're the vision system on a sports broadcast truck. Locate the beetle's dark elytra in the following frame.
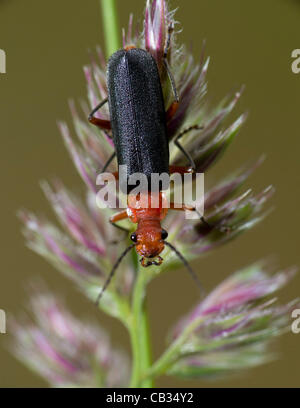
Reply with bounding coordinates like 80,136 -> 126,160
107,48 -> 169,192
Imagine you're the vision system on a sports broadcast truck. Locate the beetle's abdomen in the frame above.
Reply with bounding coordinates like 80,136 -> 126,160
107,48 -> 169,192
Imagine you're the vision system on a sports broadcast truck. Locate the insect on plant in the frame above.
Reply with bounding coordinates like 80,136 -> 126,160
14,0 -> 297,388
89,25 -> 227,303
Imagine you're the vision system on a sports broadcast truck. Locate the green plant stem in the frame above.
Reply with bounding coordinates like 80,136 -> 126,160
129,271 -> 153,388
128,318 -> 140,387
100,0 -> 121,58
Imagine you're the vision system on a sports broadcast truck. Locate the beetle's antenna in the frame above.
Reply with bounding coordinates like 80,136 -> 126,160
165,241 -> 205,297
163,23 -> 179,103
164,23 -> 174,59
95,244 -> 135,306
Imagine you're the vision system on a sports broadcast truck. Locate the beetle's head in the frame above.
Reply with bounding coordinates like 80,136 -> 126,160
130,222 -> 168,267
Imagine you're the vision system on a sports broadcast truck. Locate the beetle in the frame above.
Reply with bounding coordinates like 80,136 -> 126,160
89,26 -> 215,302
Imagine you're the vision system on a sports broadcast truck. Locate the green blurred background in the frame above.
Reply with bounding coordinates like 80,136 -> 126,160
0,0 -> 299,387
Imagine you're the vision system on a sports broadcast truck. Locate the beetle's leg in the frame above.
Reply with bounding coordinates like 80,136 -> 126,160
164,59 -> 179,103
97,152 -> 116,174
106,204 -> 128,245
88,98 -> 111,130
90,99 -> 115,174
169,165 -> 194,175
109,210 -> 130,233
112,171 -> 119,180
169,202 -> 232,233
99,171 -> 119,180
166,100 -> 179,122
173,125 -> 204,172
89,117 -> 111,130
169,202 -> 195,212
197,215 -> 232,234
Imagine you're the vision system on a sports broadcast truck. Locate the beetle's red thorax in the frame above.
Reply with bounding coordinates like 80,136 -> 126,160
127,192 -> 168,259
